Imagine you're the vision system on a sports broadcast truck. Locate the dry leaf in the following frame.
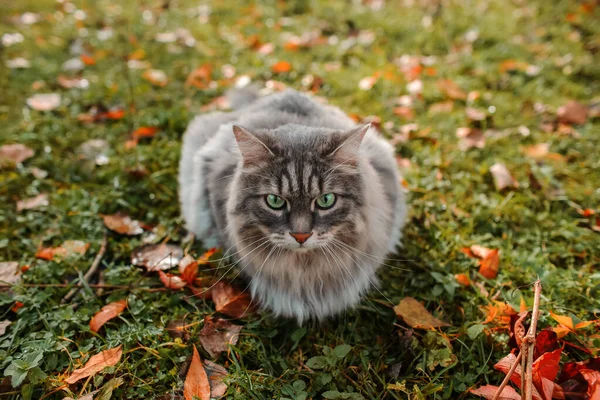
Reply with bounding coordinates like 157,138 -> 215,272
131,243 -> 184,271
186,64 -> 212,89
490,163 -> 518,191
80,54 -> 96,66
26,93 -> 61,111
179,256 -> 199,284
470,245 -> 494,259
549,311 -> 596,338
158,271 -> 187,289
437,79 -> 466,100
198,248 -> 218,265
184,345 -> 211,400
101,213 -> 144,235
358,76 -> 377,91
35,240 -> 90,260
271,61 -> 292,73
65,346 -> 123,384
167,319 -> 190,340
0,262 -> 21,286
0,143 -> 35,165
203,360 -> 228,398
0,320 -> 11,336
16,193 -> 49,211
466,107 -> 486,121
581,370 -> 600,400
513,311 -> 528,347
393,297 -> 450,329
211,282 -> 253,319
429,101 -> 454,114
523,143 -> 550,159
132,126 -> 159,140
456,127 -> 485,150
494,353 -> 544,400
57,75 -> 89,89
479,249 -> 500,279
557,100 -> 588,125
199,317 -> 242,358
470,384 -> 521,399
454,273 -> 471,286
483,301 -> 516,328
90,300 -> 127,332
142,69 -> 168,87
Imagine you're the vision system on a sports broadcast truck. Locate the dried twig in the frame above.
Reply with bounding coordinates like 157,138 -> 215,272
491,351 -> 523,400
61,232 -> 108,303
522,279 -> 542,400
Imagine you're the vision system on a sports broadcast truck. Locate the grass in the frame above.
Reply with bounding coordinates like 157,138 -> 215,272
1,0 -> 599,399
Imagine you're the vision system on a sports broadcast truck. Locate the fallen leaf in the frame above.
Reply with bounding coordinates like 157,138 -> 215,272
132,126 -> 159,139
535,330 -> 560,360
199,317 -> 242,358
80,54 -> 96,66
454,273 -> 471,286
26,93 -> 61,111
142,69 -> 168,87
560,358 -> 600,381
90,300 -> 127,332
470,245 -> 494,259
557,101 -> 588,125
456,127 -> 485,150
0,262 -> 21,286
179,256 -> 199,284
271,61 -> 292,73
513,311 -> 528,347
394,297 -> 450,329
523,143 -> 550,159
57,75 -> 89,89
437,79 -> 466,100
101,213 -> 144,235
16,193 -> 49,211
429,101 -> 454,114
185,64 -> 212,89
183,345 -> 210,400
393,106 -> 415,120
167,319 -> 190,340
533,347 -> 562,384
581,370 -> 600,400
470,384 -> 521,399
158,271 -> 187,289
479,249 -> 500,279
0,320 -> 11,336
77,139 -> 110,166
131,243 -> 184,271
211,282 -> 254,319
35,240 -> 90,260
203,360 -> 228,398
358,76 -> 377,91
549,311 -> 596,338
65,345 -> 122,384
197,248 -> 218,265
466,107 -> 486,121
0,144 -> 35,165
483,301 -> 517,328
490,163 -> 518,191
494,353 -> 544,400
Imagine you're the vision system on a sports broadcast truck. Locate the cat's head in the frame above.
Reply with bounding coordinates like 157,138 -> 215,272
227,123 -> 370,253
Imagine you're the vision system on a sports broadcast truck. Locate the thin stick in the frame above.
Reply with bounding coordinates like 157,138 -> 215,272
491,351 -> 523,400
522,279 -> 542,400
62,232 -> 109,303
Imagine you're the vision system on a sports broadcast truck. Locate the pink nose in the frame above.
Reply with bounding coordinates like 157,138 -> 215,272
289,232 -> 313,244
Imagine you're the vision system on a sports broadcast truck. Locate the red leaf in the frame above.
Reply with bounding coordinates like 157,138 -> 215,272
132,126 -> 158,139
179,255 -> 199,284
185,64 -> 212,89
494,353 -> 544,400
183,345 -> 210,400
272,61 -> 292,73
80,54 -> 96,66
159,271 -> 187,289
65,346 -> 122,384
535,329 -> 560,360
103,109 -> 125,120
199,317 -> 242,358
470,384 -> 521,399
560,358 -> 600,382
212,282 -> 254,319
90,299 -> 127,332
479,249 -> 500,279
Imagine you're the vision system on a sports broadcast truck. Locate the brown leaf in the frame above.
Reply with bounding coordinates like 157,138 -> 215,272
393,106 -> 415,120
179,256 -> 199,284
159,271 -> 187,289
466,107 -> 487,121
437,79 -> 466,100
57,75 -> 89,89
203,360 -> 228,398
184,345 -> 211,400
167,319 -> 190,341
65,346 -> 123,384
479,249 -> 500,279
101,213 -> 144,235
523,143 -> 550,159
0,320 -> 11,336
581,370 -> 600,400
429,101 -> 454,114
456,127 -> 485,150
199,317 -> 242,358
16,193 -> 48,212
211,282 -> 254,319
35,240 -> 90,260
513,311 -> 528,347
90,299 -> 128,332
185,64 -> 212,89
131,243 -> 183,272
0,143 -> 35,165
557,101 -> 588,125
393,297 -> 450,329
490,163 -> 518,191
142,69 -> 168,87
470,384 -> 521,399
26,93 -> 61,111
0,262 -> 21,286
271,61 -> 292,73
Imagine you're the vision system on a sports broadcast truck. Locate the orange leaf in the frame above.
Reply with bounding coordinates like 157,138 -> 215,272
212,282 -> 253,319
103,109 -> 125,120
533,347 -> 562,382
470,384 -> 521,399
437,79 -> 466,100
520,297 -> 528,313
65,346 -> 122,384
483,301 -> 516,328
132,126 -> 158,139
454,273 -> 471,286
198,248 -> 218,265
159,271 -> 187,290
180,260 -> 198,285
393,297 -> 450,329
101,213 -> 144,235
184,345 -> 211,400
90,300 -> 127,332
479,249 -> 500,279
461,247 -> 476,258
11,301 -> 24,312
272,61 -> 292,73
581,370 -> 600,400
550,311 -> 574,330
575,320 -> 596,330
80,54 -> 96,66
185,64 -> 212,89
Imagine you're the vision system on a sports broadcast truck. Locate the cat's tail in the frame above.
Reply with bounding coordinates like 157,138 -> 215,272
226,85 -> 261,110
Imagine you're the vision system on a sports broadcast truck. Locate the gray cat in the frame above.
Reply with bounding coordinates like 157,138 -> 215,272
179,88 -> 406,323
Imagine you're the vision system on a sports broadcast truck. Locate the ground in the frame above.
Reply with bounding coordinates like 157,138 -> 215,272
1,0 -> 599,399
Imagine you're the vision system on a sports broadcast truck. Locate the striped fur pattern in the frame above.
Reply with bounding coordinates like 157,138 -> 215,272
179,89 -> 406,323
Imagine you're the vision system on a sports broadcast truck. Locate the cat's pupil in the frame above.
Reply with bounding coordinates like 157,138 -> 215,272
266,194 -> 285,209
316,193 -> 336,209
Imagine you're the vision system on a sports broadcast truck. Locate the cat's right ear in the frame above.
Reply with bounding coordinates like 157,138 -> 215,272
232,125 -> 274,166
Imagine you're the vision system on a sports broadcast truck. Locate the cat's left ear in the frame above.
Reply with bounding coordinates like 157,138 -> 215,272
330,124 -> 370,165
232,125 -> 274,166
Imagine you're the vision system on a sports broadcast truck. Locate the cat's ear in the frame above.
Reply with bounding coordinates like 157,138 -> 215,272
330,124 -> 370,165
232,125 -> 274,166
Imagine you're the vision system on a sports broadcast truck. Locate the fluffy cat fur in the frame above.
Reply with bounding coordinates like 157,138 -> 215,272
179,89 -> 406,323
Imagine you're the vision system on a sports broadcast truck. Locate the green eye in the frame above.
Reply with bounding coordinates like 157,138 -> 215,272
316,193 -> 336,209
265,194 -> 286,209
